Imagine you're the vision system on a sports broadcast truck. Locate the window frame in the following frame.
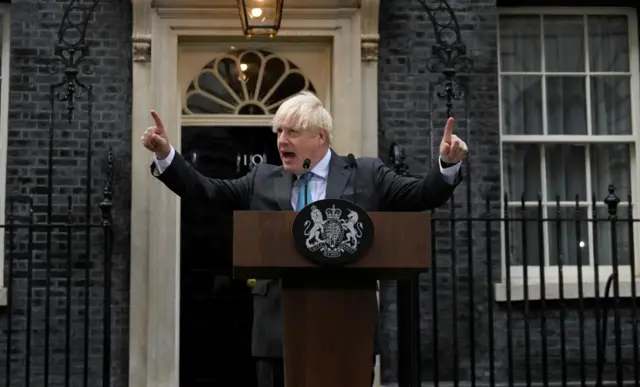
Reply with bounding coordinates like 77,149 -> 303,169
495,6 -> 640,301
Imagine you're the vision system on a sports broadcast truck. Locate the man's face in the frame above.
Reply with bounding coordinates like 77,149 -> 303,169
276,126 -> 326,173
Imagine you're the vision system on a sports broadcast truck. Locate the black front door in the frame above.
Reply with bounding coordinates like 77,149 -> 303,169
179,126 -> 280,387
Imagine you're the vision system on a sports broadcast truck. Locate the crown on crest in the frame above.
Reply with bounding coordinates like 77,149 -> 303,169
325,205 -> 342,219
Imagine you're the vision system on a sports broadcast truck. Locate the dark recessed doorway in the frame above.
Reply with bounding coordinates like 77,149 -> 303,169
179,125 -> 280,387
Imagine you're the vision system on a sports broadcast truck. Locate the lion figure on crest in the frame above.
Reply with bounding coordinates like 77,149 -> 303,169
303,206 -> 326,248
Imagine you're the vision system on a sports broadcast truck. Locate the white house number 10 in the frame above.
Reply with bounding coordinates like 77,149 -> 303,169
237,153 -> 267,171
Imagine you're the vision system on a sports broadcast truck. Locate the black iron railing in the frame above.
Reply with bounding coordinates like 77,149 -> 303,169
2,176 -> 114,387
388,147 -> 639,387
1,0 -> 116,386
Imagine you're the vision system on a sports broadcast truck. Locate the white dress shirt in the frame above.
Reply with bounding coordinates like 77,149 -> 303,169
290,148 -> 332,209
153,146 -> 461,207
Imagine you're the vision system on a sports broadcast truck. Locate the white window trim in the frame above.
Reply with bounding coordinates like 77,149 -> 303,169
0,6 -> 11,307
495,6 -> 640,302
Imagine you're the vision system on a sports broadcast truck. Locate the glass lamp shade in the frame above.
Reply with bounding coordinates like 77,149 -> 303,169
237,0 -> 284,38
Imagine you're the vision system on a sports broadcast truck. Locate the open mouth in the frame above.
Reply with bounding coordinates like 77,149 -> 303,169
281,151 -> 296,161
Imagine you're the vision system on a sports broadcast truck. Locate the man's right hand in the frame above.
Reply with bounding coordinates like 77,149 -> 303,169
141,110 -> 171,159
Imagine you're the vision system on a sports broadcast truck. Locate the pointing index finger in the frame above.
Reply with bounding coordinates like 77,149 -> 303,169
443,117 -> 455,143
150,110 -> 164,130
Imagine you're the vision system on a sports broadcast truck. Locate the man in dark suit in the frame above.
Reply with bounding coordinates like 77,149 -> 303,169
141,91 -> 468,387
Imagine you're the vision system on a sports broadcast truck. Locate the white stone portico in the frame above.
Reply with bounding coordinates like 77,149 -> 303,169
129,0 -> 382,386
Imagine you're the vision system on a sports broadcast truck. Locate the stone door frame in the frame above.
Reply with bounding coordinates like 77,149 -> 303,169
129,2 -> 381,386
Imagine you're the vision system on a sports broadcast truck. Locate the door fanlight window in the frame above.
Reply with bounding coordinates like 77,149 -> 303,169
183,49 -> 317,115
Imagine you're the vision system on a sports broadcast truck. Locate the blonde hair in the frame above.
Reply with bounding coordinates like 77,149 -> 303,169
271,91 -> 333,145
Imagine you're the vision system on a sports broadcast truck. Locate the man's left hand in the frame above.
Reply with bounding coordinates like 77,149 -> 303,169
440,117 -> 468,164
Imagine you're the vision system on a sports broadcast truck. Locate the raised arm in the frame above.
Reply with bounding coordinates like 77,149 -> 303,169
375,117 -> 468,211
141,110 -> 253,209
373,158 -> 460,211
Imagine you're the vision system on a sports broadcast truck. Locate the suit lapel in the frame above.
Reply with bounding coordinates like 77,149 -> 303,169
274,170 -> 294,211
325,151 -> 351,200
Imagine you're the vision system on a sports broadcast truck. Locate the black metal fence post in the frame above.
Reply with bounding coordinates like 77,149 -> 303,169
605,185 -> 624,387
626,193 -> 639,386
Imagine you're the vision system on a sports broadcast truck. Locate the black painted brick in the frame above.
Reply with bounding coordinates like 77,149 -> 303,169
0,1 -> 132,386
378,0 -> 639,385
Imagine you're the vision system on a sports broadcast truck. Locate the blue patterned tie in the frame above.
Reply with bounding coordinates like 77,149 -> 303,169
296,172 -> 313,211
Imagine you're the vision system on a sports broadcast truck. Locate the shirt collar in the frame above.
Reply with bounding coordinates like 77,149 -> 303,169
295,148 -> 331,180
310,148 -> 331,179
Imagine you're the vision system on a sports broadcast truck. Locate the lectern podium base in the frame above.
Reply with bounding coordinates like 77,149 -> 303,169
281,276 -> 378,387
233,209 -> 432,386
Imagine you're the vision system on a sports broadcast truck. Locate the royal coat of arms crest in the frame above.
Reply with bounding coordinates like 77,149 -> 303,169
291,198 -> 374,266
303,204 -> 364,258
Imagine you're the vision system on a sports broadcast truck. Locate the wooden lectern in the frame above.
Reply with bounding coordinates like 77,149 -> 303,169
233,207 -> 431,387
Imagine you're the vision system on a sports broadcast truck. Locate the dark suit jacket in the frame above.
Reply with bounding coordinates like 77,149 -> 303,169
151,148 -> 461,358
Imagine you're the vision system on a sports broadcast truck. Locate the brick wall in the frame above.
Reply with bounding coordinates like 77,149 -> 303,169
377,0 -> 639,385
0,0 -> 132,386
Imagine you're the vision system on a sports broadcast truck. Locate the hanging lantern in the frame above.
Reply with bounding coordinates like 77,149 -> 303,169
237,0 -> 284,38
